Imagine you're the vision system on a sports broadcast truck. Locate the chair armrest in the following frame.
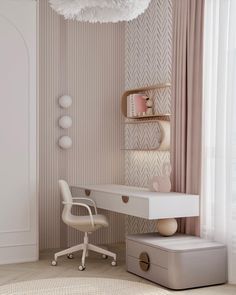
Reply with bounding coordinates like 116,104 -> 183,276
72,197 -> 98,214
62,201 -> 94,228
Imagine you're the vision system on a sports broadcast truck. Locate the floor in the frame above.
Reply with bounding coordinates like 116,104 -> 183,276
0,243 -> 235,295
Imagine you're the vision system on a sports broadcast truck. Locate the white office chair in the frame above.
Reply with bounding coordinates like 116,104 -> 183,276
51,180 -> 117,271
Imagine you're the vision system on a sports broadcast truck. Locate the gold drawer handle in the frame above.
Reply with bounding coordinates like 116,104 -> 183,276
139,252 -> 150,272
85,189 -> 91,196
122,195 -> 129,203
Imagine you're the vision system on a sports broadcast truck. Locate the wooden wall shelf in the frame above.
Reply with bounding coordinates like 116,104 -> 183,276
121,83 -> 171,118
122,83 -> 171,152
124,117 -> 170,124
123,120 -> 170,151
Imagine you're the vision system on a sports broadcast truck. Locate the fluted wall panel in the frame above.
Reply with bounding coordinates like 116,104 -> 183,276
39,0 -> 125,249
66,21 -> 125,246
39,0 -> 62,250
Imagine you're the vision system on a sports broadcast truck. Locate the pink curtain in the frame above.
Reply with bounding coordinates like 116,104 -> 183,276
171,0 -> 205,235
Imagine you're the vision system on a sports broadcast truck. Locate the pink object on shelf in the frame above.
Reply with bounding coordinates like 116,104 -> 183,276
149,162 -> 172,193
133,94 -> 147,115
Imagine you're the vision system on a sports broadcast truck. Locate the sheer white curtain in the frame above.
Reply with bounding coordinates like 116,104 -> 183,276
201,0 -> 236,284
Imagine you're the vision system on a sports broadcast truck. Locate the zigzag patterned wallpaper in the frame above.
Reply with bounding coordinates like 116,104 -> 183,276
125,0 -> 173,234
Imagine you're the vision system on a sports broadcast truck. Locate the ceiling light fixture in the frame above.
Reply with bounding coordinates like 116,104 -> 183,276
49,0 -> 151,23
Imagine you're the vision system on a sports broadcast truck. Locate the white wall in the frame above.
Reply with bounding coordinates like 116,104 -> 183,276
0,0 -> 37,264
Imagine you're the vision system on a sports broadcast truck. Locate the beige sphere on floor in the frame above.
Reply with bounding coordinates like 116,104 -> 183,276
157,218 -> 178,236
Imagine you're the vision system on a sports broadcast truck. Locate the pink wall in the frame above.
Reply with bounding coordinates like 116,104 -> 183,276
38,0 -> 172,249
38,0 -> 125,249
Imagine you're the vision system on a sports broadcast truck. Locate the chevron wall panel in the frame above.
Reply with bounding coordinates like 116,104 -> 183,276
125,122 -> 162,150
125,0 -> 173,234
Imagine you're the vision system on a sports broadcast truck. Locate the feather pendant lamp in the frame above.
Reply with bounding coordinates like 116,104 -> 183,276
49,0 -> 151,23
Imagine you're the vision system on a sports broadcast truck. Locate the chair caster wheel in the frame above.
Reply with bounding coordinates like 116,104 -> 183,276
78,265 -> 85,271
102,254 -> 108,259
67,254 -> 73,259
111,260 -> 117,266
51,260 -> 57,266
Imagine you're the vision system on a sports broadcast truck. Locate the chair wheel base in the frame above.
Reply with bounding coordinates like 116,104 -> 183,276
67,253 -> 73,259
111,260 -> 117,266
101,254 -> 108,259
51,260 -> 57,266
79,265 -> 86,271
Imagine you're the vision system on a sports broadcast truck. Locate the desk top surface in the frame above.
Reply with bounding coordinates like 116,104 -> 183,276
71,184 -> 198,199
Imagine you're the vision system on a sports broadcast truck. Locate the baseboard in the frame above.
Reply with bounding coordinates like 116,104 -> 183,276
0,244 -> 38,265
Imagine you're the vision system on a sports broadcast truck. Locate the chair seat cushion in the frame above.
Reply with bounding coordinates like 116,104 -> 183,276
66,214 -> 109,232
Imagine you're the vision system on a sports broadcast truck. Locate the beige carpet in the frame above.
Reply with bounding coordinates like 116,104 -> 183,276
0,278 -> 171,295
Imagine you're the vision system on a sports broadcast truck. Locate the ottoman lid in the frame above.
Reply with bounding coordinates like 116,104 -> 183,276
126,233 -> 226,252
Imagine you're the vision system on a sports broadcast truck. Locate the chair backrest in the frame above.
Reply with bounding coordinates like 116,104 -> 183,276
59,179 -> 72,203
59,180 -> 73,224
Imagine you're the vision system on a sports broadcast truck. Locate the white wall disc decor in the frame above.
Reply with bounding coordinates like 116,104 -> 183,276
58,96 -> 72,150
58,136 -> 72,149
59,115 -> 72,129
59,95 -> 72,108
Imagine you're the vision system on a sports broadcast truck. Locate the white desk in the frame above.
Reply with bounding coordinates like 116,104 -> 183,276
70,184 -> 199,220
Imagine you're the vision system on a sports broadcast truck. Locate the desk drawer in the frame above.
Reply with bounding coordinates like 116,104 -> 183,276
71,184 -> 200,220
71,187 -> 149,218
126,240 -> 168,269
127,255 -> 168,287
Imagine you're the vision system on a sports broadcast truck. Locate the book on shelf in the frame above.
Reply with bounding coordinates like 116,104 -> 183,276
127,94 -> 136,118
